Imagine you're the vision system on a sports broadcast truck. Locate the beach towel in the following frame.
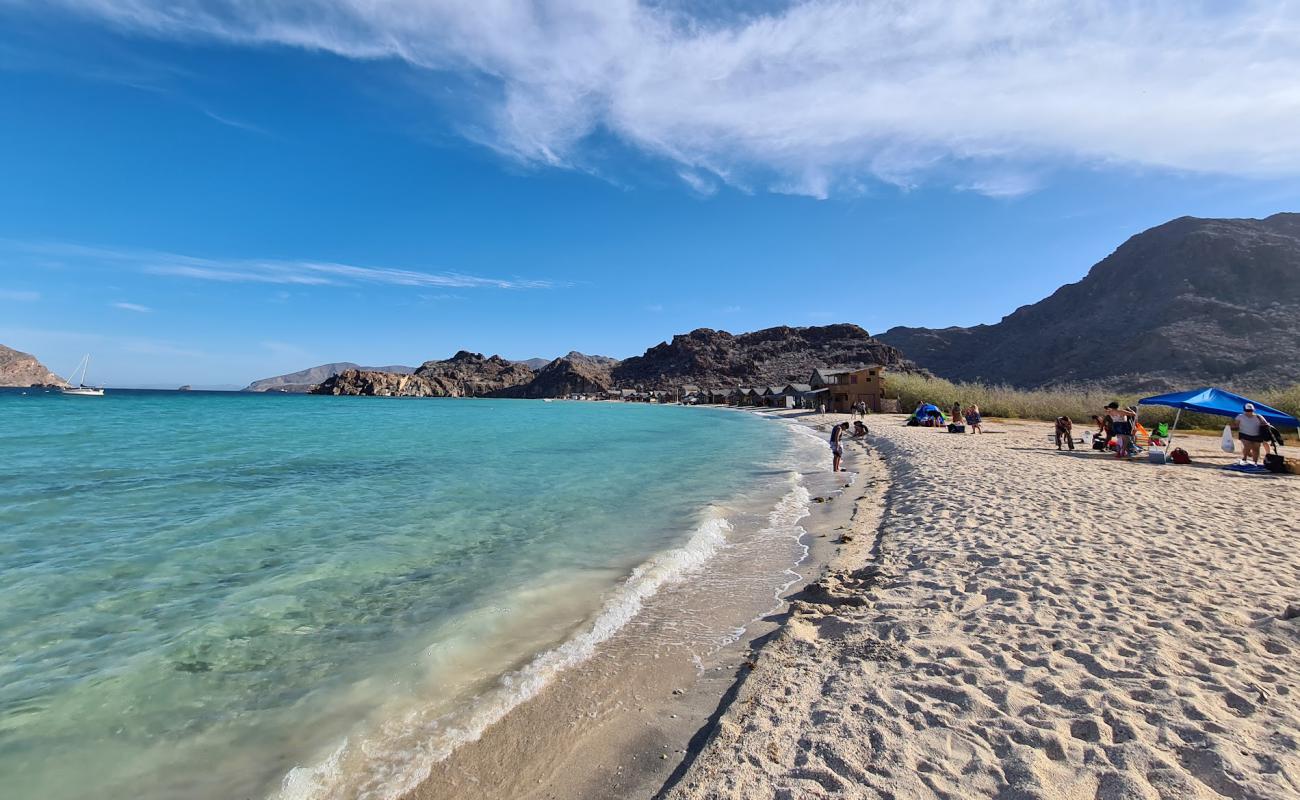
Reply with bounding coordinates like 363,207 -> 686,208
1223,463 -> 1270,474
1221,425 -> 1235,453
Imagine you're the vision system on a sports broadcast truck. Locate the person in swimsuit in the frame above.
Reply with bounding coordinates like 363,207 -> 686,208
852,420 -> 869,438
951,402 -> 963,428
1104,402 -> 1135,458
829,422 -> 849,472
1232,403 -> 1272,465
965,404 -> 983,434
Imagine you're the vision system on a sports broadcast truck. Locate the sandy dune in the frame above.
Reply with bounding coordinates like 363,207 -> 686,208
664,416 -> 1300,800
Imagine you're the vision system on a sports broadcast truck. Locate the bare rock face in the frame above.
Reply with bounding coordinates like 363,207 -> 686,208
0,344 -> 68,387
413,351 -> 536,397
311,370 -> 444,397
878,213 -> 1300,390
612,324 -> 916,389
312,352 -> 537,397
523,352 -> 616,398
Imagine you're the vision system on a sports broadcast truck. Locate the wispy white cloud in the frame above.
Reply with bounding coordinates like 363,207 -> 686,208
720,304 -> 742,314
0,289 -> 41,302
33,0 -> 1300,197
5,240 -> 554,290
645,303 -> 664,313
112,301 -> 153,312
199,107 -> 269,136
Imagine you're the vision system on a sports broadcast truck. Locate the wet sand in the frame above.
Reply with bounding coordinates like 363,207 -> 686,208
401,410 -> 867,799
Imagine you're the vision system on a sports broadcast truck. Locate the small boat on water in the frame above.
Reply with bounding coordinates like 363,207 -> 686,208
59,354 -> 105,396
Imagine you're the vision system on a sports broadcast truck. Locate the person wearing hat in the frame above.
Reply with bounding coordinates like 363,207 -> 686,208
1232,403 -> 1272,465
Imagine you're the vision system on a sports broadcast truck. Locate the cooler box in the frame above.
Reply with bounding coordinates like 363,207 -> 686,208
1148,450 -> 1167,464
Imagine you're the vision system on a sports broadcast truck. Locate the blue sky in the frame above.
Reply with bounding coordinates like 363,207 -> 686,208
2,2 -> 1299,388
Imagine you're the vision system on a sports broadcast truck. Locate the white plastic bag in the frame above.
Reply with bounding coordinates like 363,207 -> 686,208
1221,425 -> 1235,453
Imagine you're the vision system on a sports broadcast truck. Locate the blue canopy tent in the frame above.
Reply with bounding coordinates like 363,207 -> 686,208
1137,387 -> 1299,456
909,403 -> 946,425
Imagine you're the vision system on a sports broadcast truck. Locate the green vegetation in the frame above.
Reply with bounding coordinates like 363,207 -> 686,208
885,373 -> 1300,432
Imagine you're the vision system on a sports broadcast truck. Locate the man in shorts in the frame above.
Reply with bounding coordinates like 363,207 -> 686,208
1232,403 -> 1270,465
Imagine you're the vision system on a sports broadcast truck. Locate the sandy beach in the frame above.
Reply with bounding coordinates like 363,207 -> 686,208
664,413 -> 1300,799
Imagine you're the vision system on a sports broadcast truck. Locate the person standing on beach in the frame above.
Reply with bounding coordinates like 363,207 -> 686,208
1232,403 -> 1270,465
965,404 -> 983,434
951,402 -> 963,428
1104,402 -> 1135,458
829,422 -> 848,472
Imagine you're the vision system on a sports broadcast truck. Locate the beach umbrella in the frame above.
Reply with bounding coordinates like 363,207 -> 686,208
1137,387 -> 1299,456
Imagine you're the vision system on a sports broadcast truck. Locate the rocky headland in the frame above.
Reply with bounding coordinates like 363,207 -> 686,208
305,324 -> 911,399
523,352 -> 618,398
244,362 -> 416,392
0,344 -> 68,388
612,323 -> 916,389
313,352 -> 538,397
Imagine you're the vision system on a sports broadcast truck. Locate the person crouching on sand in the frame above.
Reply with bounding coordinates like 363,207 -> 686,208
852,420 -> 868,439
829,422 -> 849,472
1055,416 -> 1074,450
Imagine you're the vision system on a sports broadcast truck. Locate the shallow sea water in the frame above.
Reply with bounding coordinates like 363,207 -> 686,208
0,390 -> 823,800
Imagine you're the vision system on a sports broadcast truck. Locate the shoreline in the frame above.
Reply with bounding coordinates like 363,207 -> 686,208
393,408 -> 873,800
664,414 -> 1300,799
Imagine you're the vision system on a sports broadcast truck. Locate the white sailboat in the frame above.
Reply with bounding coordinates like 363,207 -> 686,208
59,354 -> 105,396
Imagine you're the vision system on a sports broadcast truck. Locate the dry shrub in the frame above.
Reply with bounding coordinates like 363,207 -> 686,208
885,373 -> 1300,433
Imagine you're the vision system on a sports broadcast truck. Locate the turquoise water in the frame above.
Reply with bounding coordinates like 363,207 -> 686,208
0,391 -> 813,800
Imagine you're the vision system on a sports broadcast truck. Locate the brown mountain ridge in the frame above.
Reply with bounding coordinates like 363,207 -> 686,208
878,213 -> 1300,391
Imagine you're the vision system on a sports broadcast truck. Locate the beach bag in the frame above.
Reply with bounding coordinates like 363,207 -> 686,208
1265,453 -> 1287,473
1170,447 -> 1191,464
947,423 -> 965,433
1092,436 -> 1108,451
1221,425 -> 1235,453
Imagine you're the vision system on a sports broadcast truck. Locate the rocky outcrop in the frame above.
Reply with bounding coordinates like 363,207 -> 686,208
612,324 -> 916,389
300,327 -> 913,399
312,352 -> 538,397
413,351 -> 536,397
878,213 -> 1300,390
244,362 -> 415,392
0,344 -> 68,387
311,370 -> 445,397
523,352 -> 617,398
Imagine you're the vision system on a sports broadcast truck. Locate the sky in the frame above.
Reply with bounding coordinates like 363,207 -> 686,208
2,1 -> 1299,388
